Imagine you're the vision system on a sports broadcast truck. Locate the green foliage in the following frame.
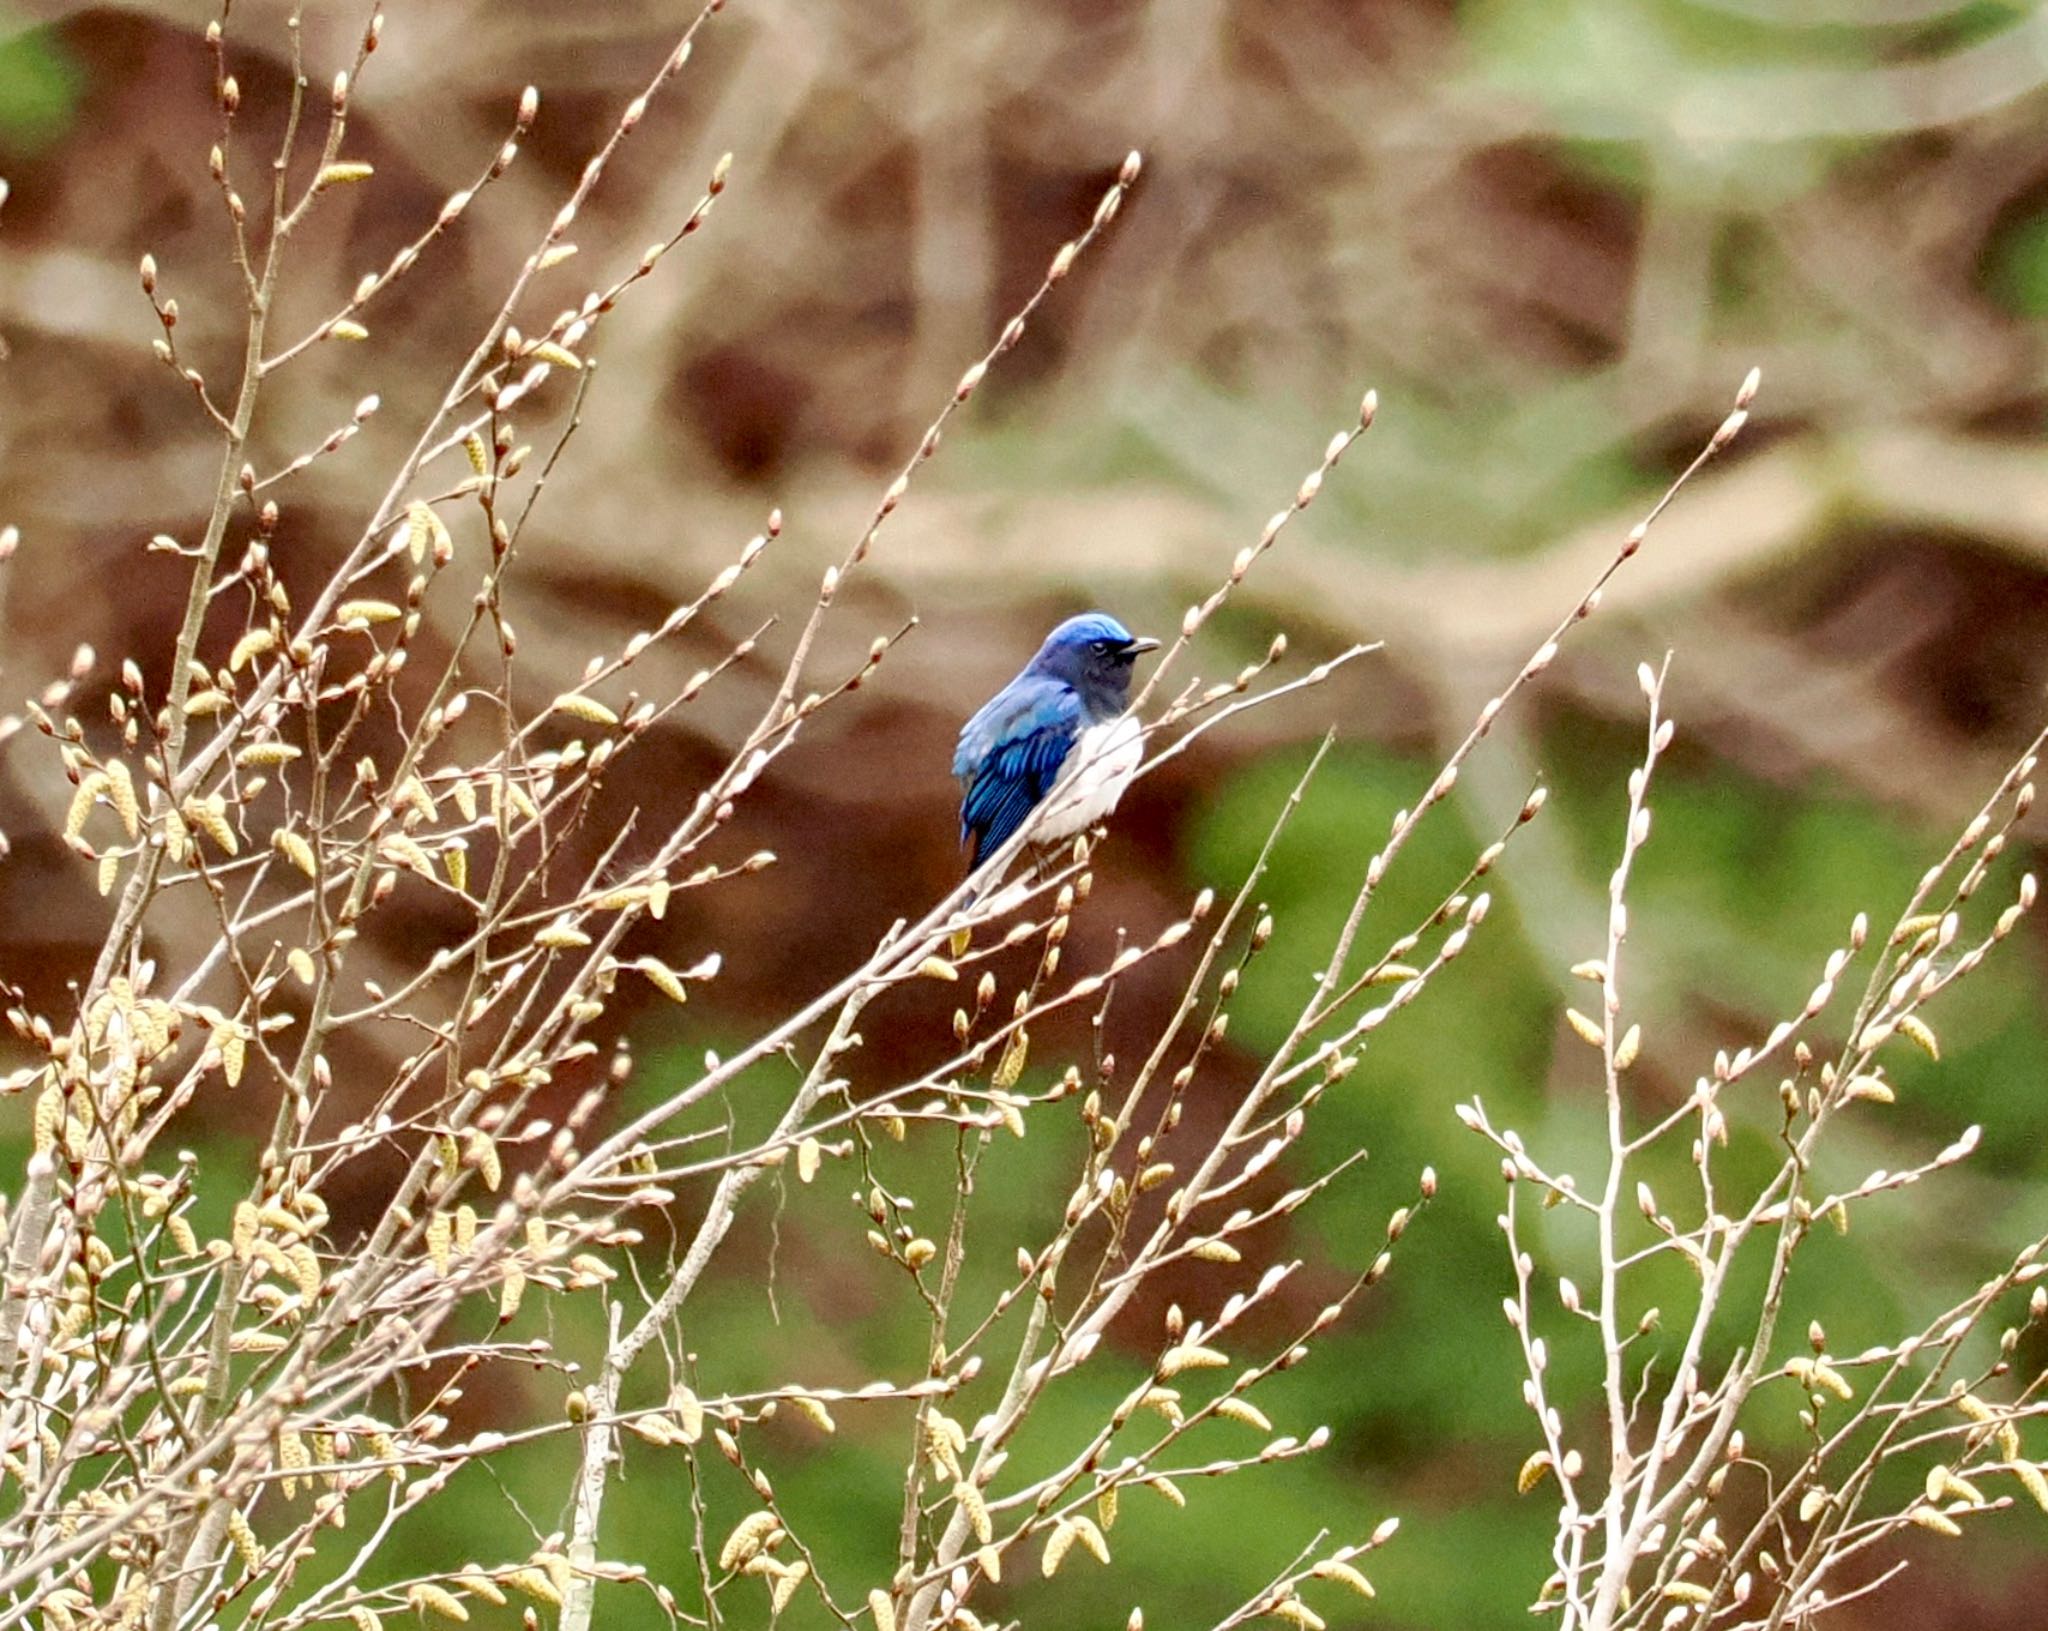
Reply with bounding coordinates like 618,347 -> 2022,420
0,19 -> 81,155
1988,208 -> 2048,321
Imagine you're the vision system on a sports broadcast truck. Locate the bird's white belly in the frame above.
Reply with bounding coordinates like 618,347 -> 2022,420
1035,714 -> 1143,844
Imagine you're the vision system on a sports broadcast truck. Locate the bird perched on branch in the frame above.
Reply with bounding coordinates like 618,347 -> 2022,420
953,612 -> 1160,880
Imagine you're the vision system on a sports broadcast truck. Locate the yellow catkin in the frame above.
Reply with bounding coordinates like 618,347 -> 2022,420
1041,1520 -> 1076,1578
219,1029 -> 247,1087
994,1029 -> 1030,1089
278,1429 -> 308,1498
286,1243 -> 322,1300
718,1511 -> 780,1571
1564,1008 -> 1605,1048
230,1330 -> 288,1354
272,828 -> 317,877
1139,1388 -> 1182,1424
636,958 -> 690,1004
549,694 -> 619,727
503,1570 -> 560,1607
1159,1344 -> 1227,1377
230,628 -> 277,671
1069,1515 -> 1110,1564
398,775 -> 437,822
407,1584 -> 470,1622
925,1414 -> 967,1479
456,1571 -> 507,1606
790,1394 -> 836,1435
104,761 -> 139,838
226,1510 -> 262,1570
380,834 -> 435,877
31,1083 -> 61,1155
162,806 -> 190,863
183,794 -> 238,855
406,502 -> 450,564
1216,1398 -> 1271,1432
231,1202 -> 259,1260
1897,1015 -> 1940,1060
64,774 -> 106,841
770,1560 -> 808,1614
956,1482 -> 991,1544
1810,1362 -> 1853,1401
467,1131 -> 502,1191
251,1235 -> 293,1281
1311,1560 -> 1374,1598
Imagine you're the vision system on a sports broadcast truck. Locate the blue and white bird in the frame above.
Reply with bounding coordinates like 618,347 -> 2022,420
953,612 -> 1160,876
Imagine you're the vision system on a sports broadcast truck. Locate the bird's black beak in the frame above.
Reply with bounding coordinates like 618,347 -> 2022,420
1123,636 -> 1161,655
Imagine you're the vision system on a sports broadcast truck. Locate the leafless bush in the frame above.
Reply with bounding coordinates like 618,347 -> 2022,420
0,8 -> 2040,1631
1467,676 -> 2048,1631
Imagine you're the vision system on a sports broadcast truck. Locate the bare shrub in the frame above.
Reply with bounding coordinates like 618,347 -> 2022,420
1471,678 -> 2048,1630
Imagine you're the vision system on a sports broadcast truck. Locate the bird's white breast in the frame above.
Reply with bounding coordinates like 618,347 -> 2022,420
1035,714 -> 1143,844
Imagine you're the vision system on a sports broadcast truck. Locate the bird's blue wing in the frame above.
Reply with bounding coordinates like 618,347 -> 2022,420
956,680 -> 1083,868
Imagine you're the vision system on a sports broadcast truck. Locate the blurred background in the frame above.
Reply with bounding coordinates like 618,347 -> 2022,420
5,0 -> 2048,1625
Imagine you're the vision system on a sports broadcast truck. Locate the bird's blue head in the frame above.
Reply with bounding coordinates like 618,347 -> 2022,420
1027,612 -> 1160,715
